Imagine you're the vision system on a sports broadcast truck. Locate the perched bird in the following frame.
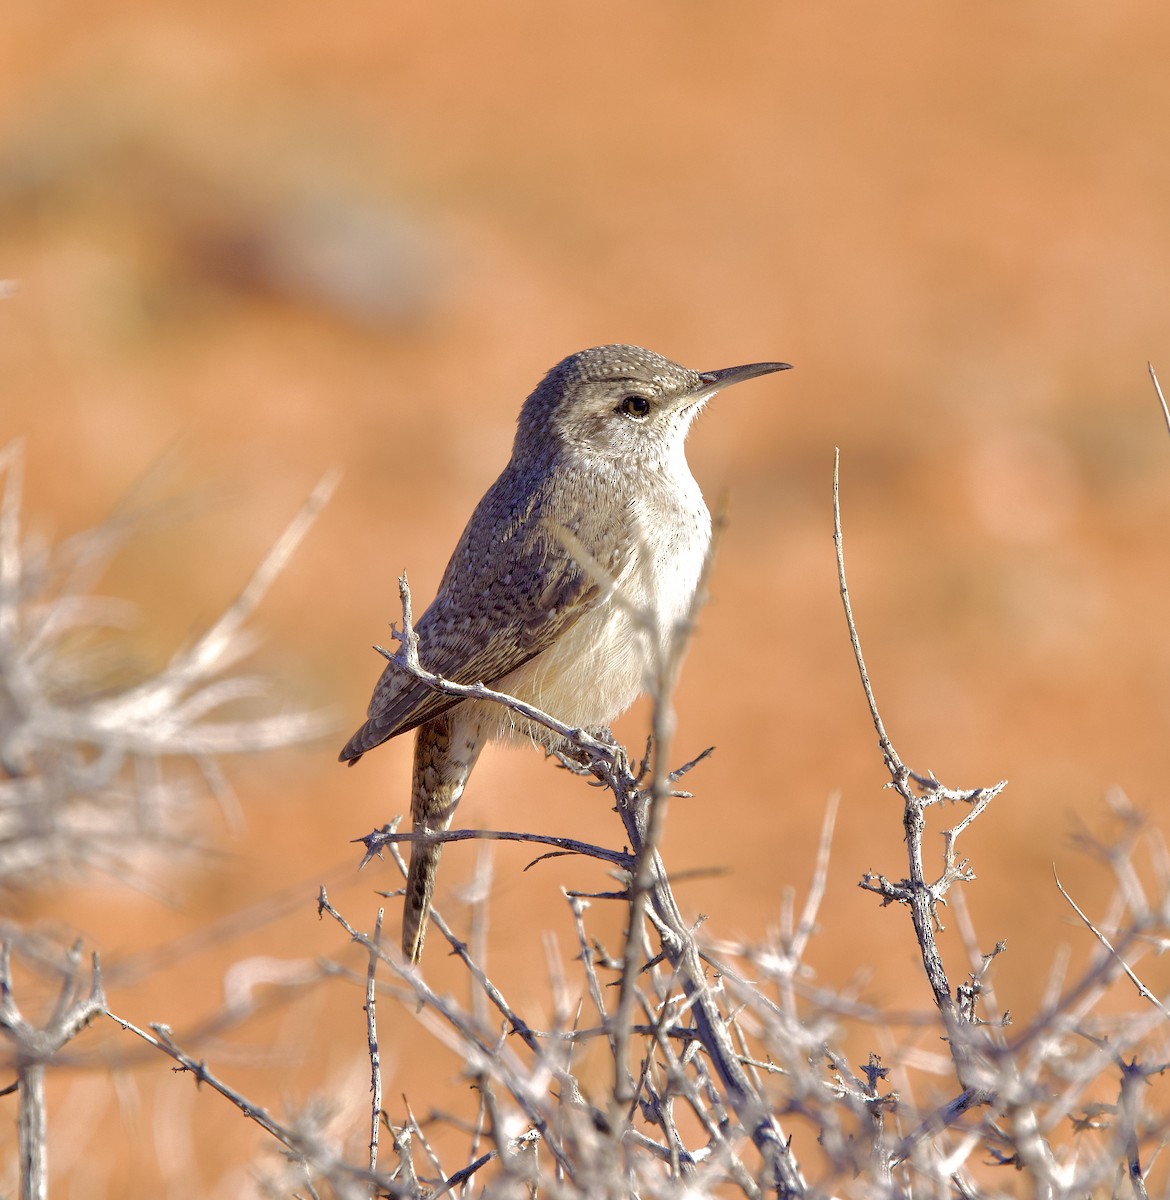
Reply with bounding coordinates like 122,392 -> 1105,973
341,344 -> 790,962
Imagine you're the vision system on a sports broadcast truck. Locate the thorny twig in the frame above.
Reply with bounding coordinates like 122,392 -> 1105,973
0,942 -> 105,1200
106,1006 -> 400,1196
52,445 -> 1170,1197
365,906 -> 384,1182
0,460 -> 344,1197
377,526 -> 810,1196
834,448 -> 1006,1091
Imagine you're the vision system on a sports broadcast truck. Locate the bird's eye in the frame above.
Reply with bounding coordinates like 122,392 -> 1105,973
617,395 -> 651,419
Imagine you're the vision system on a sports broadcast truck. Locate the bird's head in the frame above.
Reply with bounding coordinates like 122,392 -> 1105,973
516,344 -> 791,471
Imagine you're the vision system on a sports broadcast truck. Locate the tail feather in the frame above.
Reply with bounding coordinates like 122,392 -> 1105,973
401,711 -> 483,964
402,839 -> 442,963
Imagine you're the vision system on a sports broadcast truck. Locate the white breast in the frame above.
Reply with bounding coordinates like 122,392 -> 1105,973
477,470 -> 711,744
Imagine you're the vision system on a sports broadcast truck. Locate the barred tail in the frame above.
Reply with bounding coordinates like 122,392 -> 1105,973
401,712 -> 482,963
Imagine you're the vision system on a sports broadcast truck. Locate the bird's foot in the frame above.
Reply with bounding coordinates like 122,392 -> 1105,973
550,726 -> 628,782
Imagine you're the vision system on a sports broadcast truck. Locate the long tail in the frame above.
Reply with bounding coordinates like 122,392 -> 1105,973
403,712 -> 481,964
402,839 -> 442,964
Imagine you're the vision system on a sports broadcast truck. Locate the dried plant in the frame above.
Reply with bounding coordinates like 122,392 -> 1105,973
0,442 -> 335,888
0,445 -> 336,1199
7,426 -> 1170,1199
111,451 -> 1170,1199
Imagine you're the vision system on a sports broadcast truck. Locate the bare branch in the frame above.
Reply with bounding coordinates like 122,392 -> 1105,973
358,824 -> 634,872
1150,362 -> 1170,439
1054,868 -> 1170,1019
365,907 -> 385,1183
0,452 -> 337,888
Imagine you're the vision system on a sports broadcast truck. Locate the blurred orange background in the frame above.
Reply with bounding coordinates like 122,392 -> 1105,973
4,2 -> 1170,1193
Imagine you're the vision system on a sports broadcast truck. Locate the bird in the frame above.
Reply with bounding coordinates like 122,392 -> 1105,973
341,344 -> 791,962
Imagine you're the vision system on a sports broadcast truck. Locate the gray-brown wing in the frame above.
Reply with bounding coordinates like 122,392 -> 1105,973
339,531 -> 602,763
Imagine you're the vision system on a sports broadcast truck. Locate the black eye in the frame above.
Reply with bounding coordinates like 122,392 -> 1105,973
617,395 -> 651,418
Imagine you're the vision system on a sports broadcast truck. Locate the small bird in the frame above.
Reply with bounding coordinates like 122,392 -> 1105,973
341,345 -> 790,962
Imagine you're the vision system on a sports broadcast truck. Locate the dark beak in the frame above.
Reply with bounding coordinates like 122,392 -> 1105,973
694,360 -> 792,401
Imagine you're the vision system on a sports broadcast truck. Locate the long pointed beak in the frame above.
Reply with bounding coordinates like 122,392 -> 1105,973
694,360 -> 792,401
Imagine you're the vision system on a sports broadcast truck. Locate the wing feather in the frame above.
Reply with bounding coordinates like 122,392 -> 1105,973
339,513 -> 604,762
